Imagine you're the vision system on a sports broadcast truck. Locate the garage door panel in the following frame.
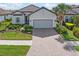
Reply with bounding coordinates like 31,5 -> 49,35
33,20 -> 53,28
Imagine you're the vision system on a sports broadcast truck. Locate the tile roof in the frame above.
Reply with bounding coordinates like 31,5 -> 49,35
20,4 -> 39,12
12,4 -> 40,16
65,8 -> 79,15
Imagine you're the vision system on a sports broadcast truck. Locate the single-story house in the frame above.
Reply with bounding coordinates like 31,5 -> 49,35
28,7 -> 57,28
11,5 -> 57,28
1,4 -> 79,28
0,4 -> 57,28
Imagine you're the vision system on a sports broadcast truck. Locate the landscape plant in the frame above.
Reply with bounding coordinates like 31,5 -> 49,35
73,27 -> 79,38
65,22 -> 74,30
22,25 -> 33,33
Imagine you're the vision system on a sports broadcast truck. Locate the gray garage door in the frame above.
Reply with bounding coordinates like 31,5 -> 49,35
33,20 -> 53,28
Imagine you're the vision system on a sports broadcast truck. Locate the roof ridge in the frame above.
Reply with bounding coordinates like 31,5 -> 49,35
19,4 -> 40,11
28,7 -> 57,16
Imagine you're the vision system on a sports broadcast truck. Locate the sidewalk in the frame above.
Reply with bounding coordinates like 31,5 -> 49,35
0,40 -> 32,45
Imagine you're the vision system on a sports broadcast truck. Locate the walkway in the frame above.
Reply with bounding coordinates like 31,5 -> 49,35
0,40 -> 32,45
27,29 -> 78,56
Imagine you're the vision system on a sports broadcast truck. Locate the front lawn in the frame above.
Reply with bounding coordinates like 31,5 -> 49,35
0,45 -> 30,56
73,46 -> 79,51
0,19 -> 11,31
0,31 -> 32,40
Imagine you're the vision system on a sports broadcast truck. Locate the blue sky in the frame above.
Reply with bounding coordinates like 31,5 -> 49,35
0,3 -> 78,10
0,3 -> 58,10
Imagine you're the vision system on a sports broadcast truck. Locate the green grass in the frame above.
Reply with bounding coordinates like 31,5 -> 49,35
0,20 -> 11,31
73,46 -> 79,51
0,45 -> 30,56
0,31 -> 32,40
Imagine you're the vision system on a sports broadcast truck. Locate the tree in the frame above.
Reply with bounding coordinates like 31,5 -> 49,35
53,3 -> 71,26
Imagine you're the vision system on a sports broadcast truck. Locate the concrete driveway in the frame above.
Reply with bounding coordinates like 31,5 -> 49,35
27,29 -> 77,56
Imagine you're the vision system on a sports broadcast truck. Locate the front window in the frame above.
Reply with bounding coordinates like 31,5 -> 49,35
16,17 -> 20,23
65,16 -> 68,22
65,16 -> 73,23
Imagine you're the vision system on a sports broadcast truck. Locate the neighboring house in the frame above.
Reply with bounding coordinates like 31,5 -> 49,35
64,8 -> 79,22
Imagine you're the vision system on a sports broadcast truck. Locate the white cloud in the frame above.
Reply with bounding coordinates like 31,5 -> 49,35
0,3 -> 25,10
45,4 -> 50,7
0,3 -> 79,10
44,3 -> 57,9
0,4 -> 8,9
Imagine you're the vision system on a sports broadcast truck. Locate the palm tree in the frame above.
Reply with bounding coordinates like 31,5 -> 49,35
53,3 -> 71,26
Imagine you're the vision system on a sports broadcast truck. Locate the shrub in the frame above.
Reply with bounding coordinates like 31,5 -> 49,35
23,25 -> 33,29
73,27 -> 79,34
26,29 -> 32,32
61,26 -> 68,34
65,22 -> 74,30
55,22 -> 61,33
7,25 -> 15,30
74,31 -> 79,38
62,33 -> 73,40
73,27 -> 79,38
62,28 -> 74,40
5,19 -> 12,22
7,24 -> 24,30
55,23 -> 67,34
22,25 -> 33,32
